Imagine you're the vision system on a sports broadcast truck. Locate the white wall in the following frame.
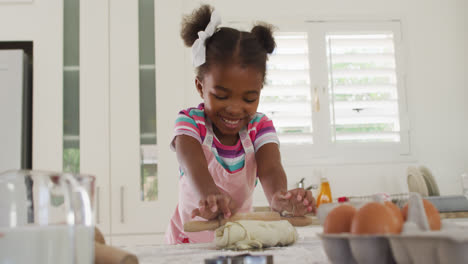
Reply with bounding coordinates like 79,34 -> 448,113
0,1 -> 63,171
405,0 -> 468,197
180,0 -> 468,204
463,0 -> 468,178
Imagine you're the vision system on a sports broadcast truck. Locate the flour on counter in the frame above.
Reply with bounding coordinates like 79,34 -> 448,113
122,236 -> 329,264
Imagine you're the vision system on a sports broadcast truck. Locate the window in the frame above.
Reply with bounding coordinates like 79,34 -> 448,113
327,33 -> 400,143
138,0 -> 158,201
260,32 -> 313,144
63,0 -> 80,173
259,21 -> 408,159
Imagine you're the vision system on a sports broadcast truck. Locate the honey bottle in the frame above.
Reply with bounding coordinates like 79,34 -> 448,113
316,176 -> 332,208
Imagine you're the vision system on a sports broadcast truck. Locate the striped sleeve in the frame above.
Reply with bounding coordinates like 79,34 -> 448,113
249,113 -> 280,152
171,108 -> 205,150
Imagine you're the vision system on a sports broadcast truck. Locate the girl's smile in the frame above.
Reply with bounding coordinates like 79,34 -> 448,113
196,64 -> 263,145
220,116 -> 242,129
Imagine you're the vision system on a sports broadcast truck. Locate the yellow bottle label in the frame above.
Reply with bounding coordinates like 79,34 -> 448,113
316,181 -> 332,208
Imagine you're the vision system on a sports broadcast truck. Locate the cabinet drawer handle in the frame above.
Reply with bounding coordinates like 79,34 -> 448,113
120,186 -> 125,223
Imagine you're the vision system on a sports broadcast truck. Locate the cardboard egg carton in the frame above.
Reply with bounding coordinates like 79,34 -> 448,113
318,193 -> 468,264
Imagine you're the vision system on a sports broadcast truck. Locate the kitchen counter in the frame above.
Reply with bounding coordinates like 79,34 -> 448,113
122,226 -> 330,264
119,219 -> 468,264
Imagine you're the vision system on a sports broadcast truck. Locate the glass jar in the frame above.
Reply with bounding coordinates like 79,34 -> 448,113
0,170 -> 95,264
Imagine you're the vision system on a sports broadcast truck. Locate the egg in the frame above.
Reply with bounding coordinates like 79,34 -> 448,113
351,202 -> 401,235
323,204 -> 357,234
401,199 -> 441,230
384,201 -> 404,233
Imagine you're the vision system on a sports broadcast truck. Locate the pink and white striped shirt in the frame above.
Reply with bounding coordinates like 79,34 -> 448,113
172,103 -> 279,174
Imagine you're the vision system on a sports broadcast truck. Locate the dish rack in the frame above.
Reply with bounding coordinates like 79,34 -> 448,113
343,193 -> 468,212
344,193 -> 411,208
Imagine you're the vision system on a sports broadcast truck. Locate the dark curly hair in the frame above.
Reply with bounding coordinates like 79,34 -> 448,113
181,4 -> 276,83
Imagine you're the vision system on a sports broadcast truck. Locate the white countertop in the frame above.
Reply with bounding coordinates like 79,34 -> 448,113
119,220 -> 468,264
121,226 -> 330,264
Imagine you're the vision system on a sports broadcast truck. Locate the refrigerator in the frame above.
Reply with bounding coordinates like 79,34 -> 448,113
0,49 -> 32,173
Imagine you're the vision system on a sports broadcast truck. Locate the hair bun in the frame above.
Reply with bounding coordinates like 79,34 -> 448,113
180,5 -> 214,47
251,23 -> 276,54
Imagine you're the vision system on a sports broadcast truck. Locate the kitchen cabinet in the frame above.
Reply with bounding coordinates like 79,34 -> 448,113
79,0 -> 112,236
0,50 -> 31,173
80,0 -> 184,240
0,0 -> 183,242
0,1 -> 63,173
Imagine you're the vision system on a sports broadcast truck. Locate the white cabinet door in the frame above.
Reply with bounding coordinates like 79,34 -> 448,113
109,0 -> 183,234
0,1 -> 63,172
0,50 -> 25,173
80,0 -> 184,236
80,0 -> 111,235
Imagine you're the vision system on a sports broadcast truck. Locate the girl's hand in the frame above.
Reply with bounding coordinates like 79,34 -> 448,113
191,193 -> 236,220
270,188 -> 316,216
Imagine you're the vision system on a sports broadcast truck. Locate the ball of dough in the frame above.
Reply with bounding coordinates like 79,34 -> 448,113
215,220 -> 298,250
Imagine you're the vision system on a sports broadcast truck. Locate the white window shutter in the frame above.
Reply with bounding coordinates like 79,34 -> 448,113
326,33 -> 402,143
258,32 -> 313,144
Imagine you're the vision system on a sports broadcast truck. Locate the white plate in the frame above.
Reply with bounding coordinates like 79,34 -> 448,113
419,166 -> 440,196
407,166 -> 429,197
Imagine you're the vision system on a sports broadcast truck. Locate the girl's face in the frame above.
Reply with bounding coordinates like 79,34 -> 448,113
196,64 -> 263,144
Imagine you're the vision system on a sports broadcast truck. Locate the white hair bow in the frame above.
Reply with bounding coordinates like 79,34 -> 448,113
191,10 -> 222,67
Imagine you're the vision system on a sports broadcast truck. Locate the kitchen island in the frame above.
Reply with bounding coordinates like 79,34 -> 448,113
118,217 -> 468,264
122,226 -> 330,264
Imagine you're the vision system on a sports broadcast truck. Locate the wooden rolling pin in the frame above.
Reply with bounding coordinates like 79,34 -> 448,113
94,227 -> 139,264
95,242 -> 139,264
184,211 -> 313,232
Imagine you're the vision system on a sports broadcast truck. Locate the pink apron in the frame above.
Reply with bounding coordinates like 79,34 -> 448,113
165,119 -> 257,244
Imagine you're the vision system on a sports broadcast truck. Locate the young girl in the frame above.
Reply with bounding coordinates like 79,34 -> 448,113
165,5 -> 315,244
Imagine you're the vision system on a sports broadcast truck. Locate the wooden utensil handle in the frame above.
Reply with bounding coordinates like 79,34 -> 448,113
95,242 -> 139,264
183,219 -> 221,232
281,216 -> 314,226
220,211 -> 281,224
184,211 -> 281,232
184,212 -> 315,232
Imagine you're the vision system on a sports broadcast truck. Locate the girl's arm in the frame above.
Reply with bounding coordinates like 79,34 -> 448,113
256,143 -> 288,202
256,143 -> 315,215
175,135 -> 219,196
174,135 -> 233,219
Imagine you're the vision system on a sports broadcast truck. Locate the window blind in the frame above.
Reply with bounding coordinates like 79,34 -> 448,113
258,32 -> 313,144
326,33 -> 401,143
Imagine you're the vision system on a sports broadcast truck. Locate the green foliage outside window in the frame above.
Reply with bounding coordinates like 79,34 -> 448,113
63,148 -> 80,173
335,123 -> 394,133
141,163 -> 158,201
